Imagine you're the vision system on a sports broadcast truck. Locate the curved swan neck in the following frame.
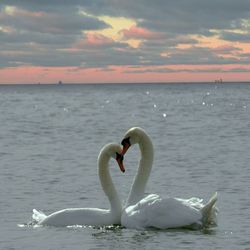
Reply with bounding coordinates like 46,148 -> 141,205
98,153 -> 122,215
126,130 -> 154,206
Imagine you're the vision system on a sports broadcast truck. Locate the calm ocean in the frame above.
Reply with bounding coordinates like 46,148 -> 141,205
1,83 -> 250,249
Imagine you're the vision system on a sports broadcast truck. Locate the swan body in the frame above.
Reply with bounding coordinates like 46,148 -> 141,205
121,127 -> 218,230
33,208 -> 117,227
122,193 -> 217,230
33,143 -> 124,227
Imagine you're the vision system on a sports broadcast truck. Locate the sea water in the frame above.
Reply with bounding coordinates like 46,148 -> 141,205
1,83 -> 250,249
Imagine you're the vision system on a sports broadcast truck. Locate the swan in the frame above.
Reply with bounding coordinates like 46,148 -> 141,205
32,143 -> 125,227
120,127 -> 218,230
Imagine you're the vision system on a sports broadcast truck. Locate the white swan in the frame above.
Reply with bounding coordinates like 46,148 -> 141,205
120,127 -> 218,230
32,143 -> 125,227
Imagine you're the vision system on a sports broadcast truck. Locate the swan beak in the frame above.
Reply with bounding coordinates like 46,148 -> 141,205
121,143 -> 130,155
117,158 -> 125,173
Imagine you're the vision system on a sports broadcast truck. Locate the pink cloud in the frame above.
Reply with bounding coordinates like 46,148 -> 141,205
85,33 -> 114,46
120,25 -> 163,40
75,33 -> 115,49
213,45 -> 241,54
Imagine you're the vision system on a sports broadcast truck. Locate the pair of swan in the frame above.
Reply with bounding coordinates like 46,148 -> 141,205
33,127 -> 217,229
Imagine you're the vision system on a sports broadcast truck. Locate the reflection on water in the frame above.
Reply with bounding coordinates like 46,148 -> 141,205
90,224 -> 219,250
92,227 -> 157,250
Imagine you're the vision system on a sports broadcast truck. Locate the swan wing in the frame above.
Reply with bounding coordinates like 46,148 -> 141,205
122,194 -> 202,229
32,209 -> 47,223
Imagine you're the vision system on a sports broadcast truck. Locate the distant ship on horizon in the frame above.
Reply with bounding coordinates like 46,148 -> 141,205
215,78 -> 223,83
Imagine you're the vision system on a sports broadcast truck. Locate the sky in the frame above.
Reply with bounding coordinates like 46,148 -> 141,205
0,0 -> 250,84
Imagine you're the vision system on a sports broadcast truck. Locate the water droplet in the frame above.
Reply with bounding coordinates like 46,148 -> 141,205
17,224 -> 25,228
163,113 -> 167,118
202,102 -> 206,106
153,104 -> 157,108
146,91 -> 150,95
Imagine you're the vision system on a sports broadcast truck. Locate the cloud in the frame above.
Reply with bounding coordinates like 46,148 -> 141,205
212,45 -> 242,54
124,66 -> 250,74
220,31 -> 250,42
3,1 -> 250,36
0,3 -> 113,68
0,0 -> 250,72
0,6 -> 109,35
78,33 -> 115,47
80,0 -> 250,35
120,25 -> 163,40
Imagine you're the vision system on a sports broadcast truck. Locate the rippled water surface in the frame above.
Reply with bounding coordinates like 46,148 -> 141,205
1,83 -> 250,249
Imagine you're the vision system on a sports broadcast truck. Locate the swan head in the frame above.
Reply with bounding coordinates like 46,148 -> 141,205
102,143 -> 125,173
121,127 -> 145,155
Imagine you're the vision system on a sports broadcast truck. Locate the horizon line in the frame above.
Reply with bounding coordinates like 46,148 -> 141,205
0,80 -> 250,86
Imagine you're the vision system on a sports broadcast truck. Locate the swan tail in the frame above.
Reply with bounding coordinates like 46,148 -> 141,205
32,209 -> 47,223
201,192 -> 218,227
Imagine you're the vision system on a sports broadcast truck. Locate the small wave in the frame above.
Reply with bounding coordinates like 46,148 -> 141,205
17,219 -> 41,228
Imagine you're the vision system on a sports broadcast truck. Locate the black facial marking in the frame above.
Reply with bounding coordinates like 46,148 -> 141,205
121,137 -> 131,147
116,152 -> 124,162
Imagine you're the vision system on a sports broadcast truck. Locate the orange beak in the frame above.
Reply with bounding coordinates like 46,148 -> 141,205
116,157 -> 125,173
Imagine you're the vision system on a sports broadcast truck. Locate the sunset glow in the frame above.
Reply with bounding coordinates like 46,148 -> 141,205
0,1 -> 250,84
